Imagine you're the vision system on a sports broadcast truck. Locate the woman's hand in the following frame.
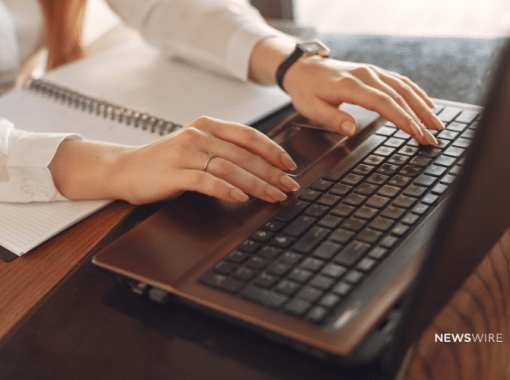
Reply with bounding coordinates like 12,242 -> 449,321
249,37 -> 444,145
49,117 -> 299,205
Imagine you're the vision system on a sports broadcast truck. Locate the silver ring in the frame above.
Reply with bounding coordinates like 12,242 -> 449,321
203,152 -> 216,171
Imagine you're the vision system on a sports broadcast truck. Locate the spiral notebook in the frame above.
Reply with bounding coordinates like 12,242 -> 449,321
0,37 -> 290,259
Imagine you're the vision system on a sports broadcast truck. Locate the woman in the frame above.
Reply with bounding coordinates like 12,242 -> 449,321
1,0 -> 443,205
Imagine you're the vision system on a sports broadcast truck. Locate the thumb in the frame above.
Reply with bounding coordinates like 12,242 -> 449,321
301,98 -> 358,136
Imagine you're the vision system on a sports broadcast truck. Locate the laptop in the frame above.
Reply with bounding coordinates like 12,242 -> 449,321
92,38 -> 510,371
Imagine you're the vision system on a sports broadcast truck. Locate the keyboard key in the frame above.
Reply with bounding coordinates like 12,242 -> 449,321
452,138 -> 471,148
344,270 -> 364,284
374,146 -> 395,156
343,193 -> 367,206
368,247 -> 388,259
357,227 -> 383,244
352,164 -> 375,175
421,193 -> 439,205
307,306 -> 329,323
273,199 -> 309,222
435,155 -> 456,167
246,256 -> 269,270
330,228 -> 355,244
321,263 -> 347,278
377,163 -> 399,175
394,130 -> 411,139
354,206 -> 379,219
275,279 -> 301,295
440,174 -> 457,184
251,230 -> 273,242
384,138 -> 406,148
233,266 -> 256,281
333,240 -> 371,266
225,250 -> 249,263
431,183 -> 448,194
318,213 -> 343,229
264,220 -> 285,232
300,257 -> 325,272
267,261 -> 291,276
238,239 -> 261,253
446,121 -> 468,132
414,174 -> 436,186
420,147 -> 442,158
313,241 -> 342,260
258,246 -> 282,259
356,257 -> 377,272
355,182 -> 378,196
214,260 -> 237,274
424,165 -> 447,177
387,154 -> 409,165
329,183 -> 352,196
377,185 -> 400,197
283,215 -> 316,237
296,286 -> 324,302
399,165 -> 421,177
288,268 -> 313,283
317,193 -> 341,206
401,212 -> 419,225
366,173 -> 389,185
292,227 -> 330,253
393,194 -> 417,208
298,189 -> 321,202
332,281 -> 353,296
253,272 -> 278,288
403,184 -> 427,197
271,235 -> 294,248
398,145 -> 419,155
444,146 -> 465,158
199,271 -> 244,293
412,203 -> 429,215
409,156 -> 431,167
279,251 -> 304,265
437,130 -> 459,140
305,204 -> 329,218
376,126 -> 397,136
319,293 -> 342,308
455,109 -> 479,124
309,274 -> 336,290
380,205 -> 405,219
331,203 -> 355,217
388,175 -> 412,187
380,235 -> 398,248
366,195 -> 390,209
240,285 -> 288,308
364,155 -> 385,165
369,216 -> 394,232
284,298 -> 311,316
342,173 -> 364,185
341,216 -> 367,232
311,179 -> 333,191
437,107 -> 461,123
391,223 -> 409,237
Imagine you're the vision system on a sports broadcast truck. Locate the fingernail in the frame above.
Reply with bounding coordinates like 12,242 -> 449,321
265,186 -> 287,202
280,174 -> 300,192
423,129 -> 439,146
231,188 -> 249,202
409,120 -> 424,139
431,113 -> 445,130
281,152 -> 297,170
341,121 -> 357,136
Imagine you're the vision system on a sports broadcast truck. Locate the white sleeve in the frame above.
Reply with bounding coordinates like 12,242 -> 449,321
0,118 -> 82,202
104,0 -> 282,81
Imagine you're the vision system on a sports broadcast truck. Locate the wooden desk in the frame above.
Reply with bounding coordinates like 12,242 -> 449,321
0,201 -> 134,342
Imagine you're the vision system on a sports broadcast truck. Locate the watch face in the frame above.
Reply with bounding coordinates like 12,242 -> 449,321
298,41 -> 330,56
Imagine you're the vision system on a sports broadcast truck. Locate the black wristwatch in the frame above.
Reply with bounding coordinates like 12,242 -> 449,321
275,40 -> 330,92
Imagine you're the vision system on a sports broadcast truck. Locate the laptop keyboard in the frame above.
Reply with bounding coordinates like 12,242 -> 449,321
198,106 -> 480,325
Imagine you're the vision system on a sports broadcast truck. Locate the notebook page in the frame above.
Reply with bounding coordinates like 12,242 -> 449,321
0,200 -> 110,255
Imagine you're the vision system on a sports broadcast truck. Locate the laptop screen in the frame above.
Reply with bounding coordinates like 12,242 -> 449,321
389,38 -> 510,366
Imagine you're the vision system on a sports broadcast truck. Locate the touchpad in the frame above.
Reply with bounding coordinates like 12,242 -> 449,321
272,125 -> 347,176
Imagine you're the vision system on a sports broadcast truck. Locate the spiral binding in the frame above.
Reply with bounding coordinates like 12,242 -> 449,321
26,78 -> 183,135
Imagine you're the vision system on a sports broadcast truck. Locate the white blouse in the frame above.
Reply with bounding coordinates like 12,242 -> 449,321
0,0 -> 279,202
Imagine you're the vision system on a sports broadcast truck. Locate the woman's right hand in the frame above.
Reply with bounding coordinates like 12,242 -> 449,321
49,117 -> 300,205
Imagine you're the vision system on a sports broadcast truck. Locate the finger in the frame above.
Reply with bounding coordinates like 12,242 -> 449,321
382,69 -> 436,108
358,75 -> 441,146
328,78 -> 437,146
379,71 -> 445,131
205,138 -> 300,193
295,96 -> 358,136
205,156 -> 288,203
192,117 -> 297,171
179,169 -> 250,203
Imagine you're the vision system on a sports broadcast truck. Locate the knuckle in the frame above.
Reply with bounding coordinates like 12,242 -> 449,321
240,126 -> 259,144
336,75 -> 359,91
